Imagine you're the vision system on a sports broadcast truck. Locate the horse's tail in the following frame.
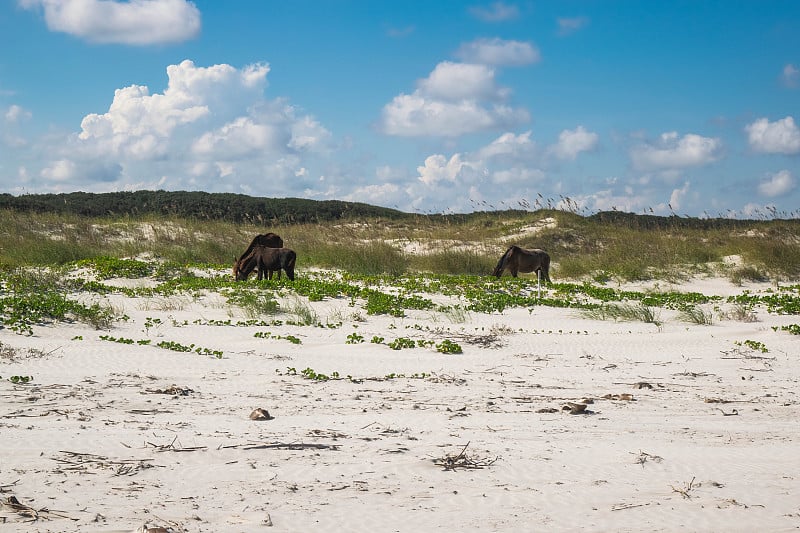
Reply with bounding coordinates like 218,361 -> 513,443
493,246 -> 516,277
541,252 -> 552,282
284,250 -> 297,281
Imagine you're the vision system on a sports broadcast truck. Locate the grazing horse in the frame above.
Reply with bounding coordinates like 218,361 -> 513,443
235,246 -> 296,281
234,233 -> 283,280
492,245 -> 551,282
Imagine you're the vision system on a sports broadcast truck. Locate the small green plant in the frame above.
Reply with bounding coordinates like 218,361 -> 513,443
144,316 -> 163,333
4,375 -> 34,384
195,346 -> 224,358
776,324 -> 800,335
388,337 -> 416,350
254,331 -> 302,344
346,332 -> 365,344
436,339 -> 463,354
99,334 -> 135,344
301,367 -> 330,381
156,340 -> 194,352
370,335 -> 385,344
736,339 -> 768,353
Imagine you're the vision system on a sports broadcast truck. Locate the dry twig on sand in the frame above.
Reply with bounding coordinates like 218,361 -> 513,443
1,495 -> 76,522
671,476 -> 696,499
433,441 -> 499,471
632,450 -> 664,467
220,441 -> 340,451
145,435 -> 207,452
52,450 -> 160,476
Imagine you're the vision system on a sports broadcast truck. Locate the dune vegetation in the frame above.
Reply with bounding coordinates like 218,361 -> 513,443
0,202 -> 798,283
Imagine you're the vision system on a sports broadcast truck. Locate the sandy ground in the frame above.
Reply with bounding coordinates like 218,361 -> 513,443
1,272 -> 799,532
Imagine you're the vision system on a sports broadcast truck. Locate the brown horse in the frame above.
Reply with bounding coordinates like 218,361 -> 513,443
233,233 -> 283,280
492,245 -> 551,281
235,246 -> 296,281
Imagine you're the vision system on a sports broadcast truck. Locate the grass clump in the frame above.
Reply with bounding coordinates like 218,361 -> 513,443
410,248 -> 496,275
729,266 -> 769,285
284,296 -> 319,325
226,289 -> 280,318
677,305 -> 713,325
583,303 -> 662,328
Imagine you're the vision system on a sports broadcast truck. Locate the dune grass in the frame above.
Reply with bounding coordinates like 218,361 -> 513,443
0,208 -> 798,282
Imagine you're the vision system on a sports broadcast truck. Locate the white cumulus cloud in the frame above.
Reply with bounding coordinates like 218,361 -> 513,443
406,130 -> 549,211
745,116 -> 800,154
417,153 -> 472,186
20,0 -> 201,45
379,61 -> 529,137
456,38 -> 540,66
476,130 -> 536,160
758,169 -> 795,197
79,60 -> 269,158
418,62 -> 501,101
630,131 -> 722,171
549,126 -> 598,160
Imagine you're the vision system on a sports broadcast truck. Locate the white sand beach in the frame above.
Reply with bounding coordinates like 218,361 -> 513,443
1,272 -> 799,532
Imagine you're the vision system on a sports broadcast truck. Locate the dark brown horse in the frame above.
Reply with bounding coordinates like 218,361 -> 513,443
234,233 -> 283,280
235,246 -> 296,281
493,245 -> 551,281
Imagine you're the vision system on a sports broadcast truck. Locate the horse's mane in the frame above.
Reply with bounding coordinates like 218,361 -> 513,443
492,245 -> 518,276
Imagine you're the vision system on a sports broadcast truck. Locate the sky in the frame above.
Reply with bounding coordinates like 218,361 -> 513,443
1,1 -> 798,218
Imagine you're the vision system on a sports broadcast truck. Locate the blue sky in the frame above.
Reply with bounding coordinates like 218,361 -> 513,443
1,1 -> 798,218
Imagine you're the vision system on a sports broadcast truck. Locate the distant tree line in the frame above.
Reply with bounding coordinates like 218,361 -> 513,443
586,210 -> 768,231
0,191 -> 795,230
0,191 -> 407,224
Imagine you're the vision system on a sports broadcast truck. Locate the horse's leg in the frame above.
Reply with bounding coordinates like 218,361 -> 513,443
257,258 -> 265,280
